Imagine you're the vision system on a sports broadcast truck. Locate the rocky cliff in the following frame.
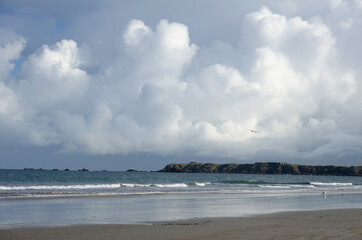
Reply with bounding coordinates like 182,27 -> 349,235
159,162 -> 362,176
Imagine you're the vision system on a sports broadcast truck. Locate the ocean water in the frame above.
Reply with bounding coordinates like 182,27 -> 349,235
1,169 -> 362,199
1,169 -> 362,229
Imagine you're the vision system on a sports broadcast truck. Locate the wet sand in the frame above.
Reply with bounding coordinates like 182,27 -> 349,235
1,208 -> 361,240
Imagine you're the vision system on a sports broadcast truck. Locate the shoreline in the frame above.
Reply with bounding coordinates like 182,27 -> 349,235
2,187 -> 362,201
1,208 -> 362,240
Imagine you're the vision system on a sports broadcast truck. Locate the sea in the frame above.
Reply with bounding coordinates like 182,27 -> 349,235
1,169 -> 362,229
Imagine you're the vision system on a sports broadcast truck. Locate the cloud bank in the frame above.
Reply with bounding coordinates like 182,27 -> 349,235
1,3 -> 362,165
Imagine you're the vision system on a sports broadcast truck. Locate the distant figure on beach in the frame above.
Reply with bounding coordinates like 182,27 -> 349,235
322,191 -> 327,197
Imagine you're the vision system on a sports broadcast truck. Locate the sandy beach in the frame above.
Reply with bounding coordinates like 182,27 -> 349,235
1,208 -> 361,240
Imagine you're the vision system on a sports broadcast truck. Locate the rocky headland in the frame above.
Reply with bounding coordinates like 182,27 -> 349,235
159,162 -> 362,176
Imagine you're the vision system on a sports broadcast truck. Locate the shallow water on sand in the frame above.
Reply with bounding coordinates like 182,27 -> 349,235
1,191 -> 362,229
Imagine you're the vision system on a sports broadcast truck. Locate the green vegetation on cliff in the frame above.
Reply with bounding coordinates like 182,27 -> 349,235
159,162 -> 362,176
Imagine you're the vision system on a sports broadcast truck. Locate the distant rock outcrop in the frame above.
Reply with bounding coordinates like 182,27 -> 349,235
78,168 -> 89,172
159,162 -> 362,176
127,168 -> 138,172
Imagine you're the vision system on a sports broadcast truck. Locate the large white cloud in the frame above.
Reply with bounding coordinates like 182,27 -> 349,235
17,39 -> 90,112
1,5 -> 362,165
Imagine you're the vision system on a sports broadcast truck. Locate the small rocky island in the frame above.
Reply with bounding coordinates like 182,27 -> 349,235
159,162 -> 362,176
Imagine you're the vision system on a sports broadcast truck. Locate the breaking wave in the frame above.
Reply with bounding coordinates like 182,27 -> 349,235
0,182 -> 213,191
0,184 -> 121,191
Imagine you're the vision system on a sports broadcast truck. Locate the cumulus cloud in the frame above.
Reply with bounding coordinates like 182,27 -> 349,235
0,38 -> 26,81
1,4 -> 362,165
17,39 -> 90,111
0,38 -> 25,125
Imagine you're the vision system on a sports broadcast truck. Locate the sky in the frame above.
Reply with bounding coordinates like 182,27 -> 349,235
0,0 -> 362,170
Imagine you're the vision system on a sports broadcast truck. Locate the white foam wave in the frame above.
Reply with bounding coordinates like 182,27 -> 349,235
119,183 -> 151,188
0,182 -> 193,190
154,183 -> 188,188
310,182 -> 353,186
119,183 -> 189,188
0,184 -> 121,191
195,182 -> 211,187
